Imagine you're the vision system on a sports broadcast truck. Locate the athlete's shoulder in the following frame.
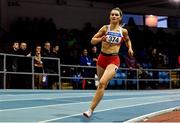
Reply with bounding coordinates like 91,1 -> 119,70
99,25 -> 108,33
102,25 -> 109,30
122,28 -> 128,36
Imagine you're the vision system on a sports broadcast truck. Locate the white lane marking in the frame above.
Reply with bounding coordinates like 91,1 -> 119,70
1,90 -> 180,102
124,106 -> 180,123
1,94 -> 180,112
0,95 -> 92,102
37,99 -> 180,123
0,93 -> 130,102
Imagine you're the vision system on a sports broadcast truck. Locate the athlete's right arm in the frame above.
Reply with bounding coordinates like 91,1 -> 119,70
91,25 -> 107,45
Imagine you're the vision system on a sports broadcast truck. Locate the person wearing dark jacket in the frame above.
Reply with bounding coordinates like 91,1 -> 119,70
16,41 -> 31,89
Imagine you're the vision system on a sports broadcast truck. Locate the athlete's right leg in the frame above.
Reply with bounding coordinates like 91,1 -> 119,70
83,64 -> 117,118
88,65 -> 105,111
90,64 -> 117,111
83,65 -> 104,118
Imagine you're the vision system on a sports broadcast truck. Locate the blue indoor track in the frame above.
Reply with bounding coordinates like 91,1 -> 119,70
0,89 -> 180,122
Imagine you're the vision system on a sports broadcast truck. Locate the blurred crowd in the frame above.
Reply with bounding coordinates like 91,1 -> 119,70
0,16 -> 180,89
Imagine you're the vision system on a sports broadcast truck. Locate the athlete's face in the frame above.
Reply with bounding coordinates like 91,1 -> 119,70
110,10 -> 121,23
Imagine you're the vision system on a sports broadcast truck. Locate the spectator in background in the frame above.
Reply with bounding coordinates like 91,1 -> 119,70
151,48 -> 159,69
150,48 -> 160,89
51,44 -> 60,73
80,48 -> 94,89
42,41 -> 51,57
42,41 -> 55,89
6,41 -> 20,88
17,41 -> 31,73
90,45 -> 99,66
6,41 -> 20,72
125,55 -> 140,89
18,41 -> 31,57
17,41 -> 31,89
51,44 -> 60,89
8,41 -> 19,54
51,45 -> 60,59
90,45 -> 99,88
80,48 -> 93,66
34,45 -> 43,89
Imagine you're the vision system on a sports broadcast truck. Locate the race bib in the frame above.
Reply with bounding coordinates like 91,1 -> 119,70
106,31 -> 122,44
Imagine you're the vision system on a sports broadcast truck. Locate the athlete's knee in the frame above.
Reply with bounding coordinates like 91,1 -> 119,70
98,82 -> 107,90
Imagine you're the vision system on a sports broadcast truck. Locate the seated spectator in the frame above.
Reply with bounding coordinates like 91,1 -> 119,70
72,68 -> 82,89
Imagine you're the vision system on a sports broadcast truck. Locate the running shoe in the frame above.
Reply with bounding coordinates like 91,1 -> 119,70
83,109 -> 93,118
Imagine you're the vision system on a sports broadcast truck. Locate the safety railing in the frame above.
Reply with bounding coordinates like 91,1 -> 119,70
0,53 -> 60,89
60,64 -> 180,90
0,53 -> 180,90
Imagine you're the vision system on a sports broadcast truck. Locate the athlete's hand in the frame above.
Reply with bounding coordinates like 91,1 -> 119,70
128,48 -> 134,56
101,35 -> 106,42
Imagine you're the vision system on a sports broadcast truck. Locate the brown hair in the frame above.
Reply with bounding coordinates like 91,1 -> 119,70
110,7 -> 123,25
111,7 -> 123,17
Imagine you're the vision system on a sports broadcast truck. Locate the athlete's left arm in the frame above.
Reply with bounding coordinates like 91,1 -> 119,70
123,28 -> 134,56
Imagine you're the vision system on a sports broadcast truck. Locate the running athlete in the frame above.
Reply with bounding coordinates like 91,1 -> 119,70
83,7 -> 134,118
